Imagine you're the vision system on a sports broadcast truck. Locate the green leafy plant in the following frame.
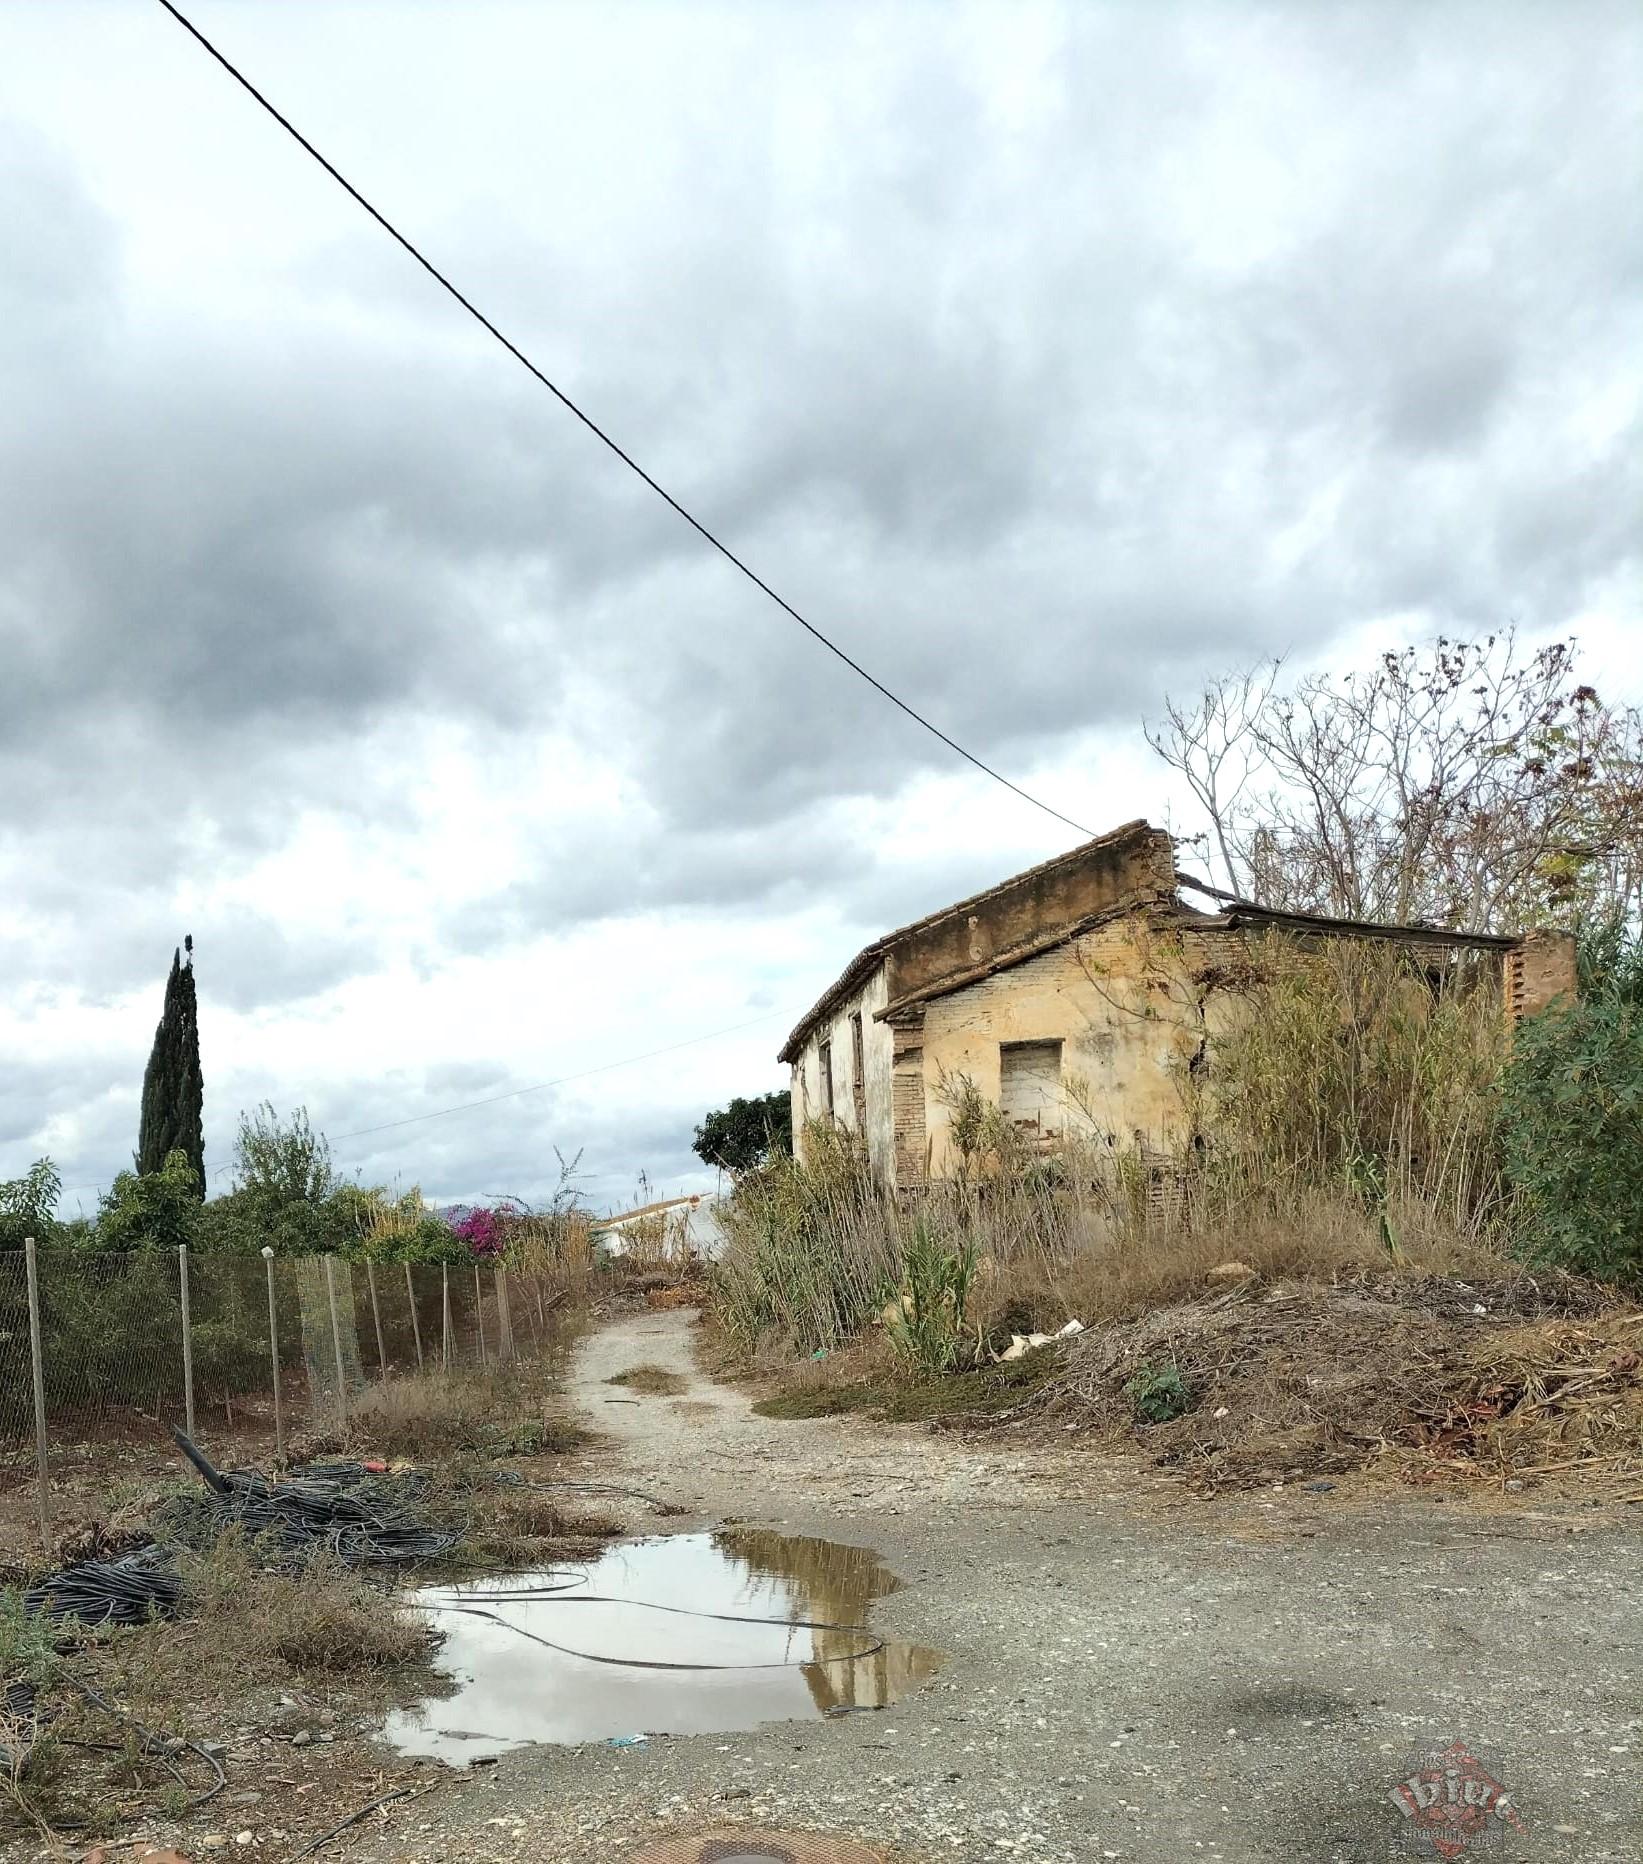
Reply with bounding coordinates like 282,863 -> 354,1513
0,1589 -> 57,1688
881,1221 -> 979,1373
932,1071 -> 1030,1180
1499,925 -> 1643,1281
233,1103 -> 335,1204
0,1159 -> 61,1251
94,1149 -> 200,1252
1123,1361 -> 1192,1424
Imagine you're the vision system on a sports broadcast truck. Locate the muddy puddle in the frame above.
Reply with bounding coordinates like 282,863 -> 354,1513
382,1529 -> 942,1763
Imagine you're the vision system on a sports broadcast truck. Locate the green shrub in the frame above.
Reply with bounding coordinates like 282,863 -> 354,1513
92,1150 -> 200,1251
692,1091 -> 793,1174
1123,1361 -> 1192,1423
0,1158 -> 62,1252
195,1182 -> 339,1256
1499,927 -> 1643,1281
233,1103 -> 335,1202
0,1588 -> 58,1687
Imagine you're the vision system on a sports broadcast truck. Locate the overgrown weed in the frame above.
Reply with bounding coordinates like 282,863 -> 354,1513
604,1364 -> 688,1396
345,1364 -> 588,1460
170,1531 -> 435,1677
713,942 -> 1554,1376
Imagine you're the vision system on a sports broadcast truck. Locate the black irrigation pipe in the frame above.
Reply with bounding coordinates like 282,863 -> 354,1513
64,1679 -> 226,1811
23,1548 -> 183,1627
166,1429 -> 460,1566
0,1682 -> 40,1775
294,1782 -> 440,1859
418,1593 -> 886,1671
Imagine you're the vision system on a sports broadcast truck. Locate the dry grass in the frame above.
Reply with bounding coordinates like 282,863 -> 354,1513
605,1363 -> 688,1396
1,1535 -> 442,1844
414,1460 -> 623,1565
343,1363 -> 589,1460
1402,1313 -> 1643,1479
754,1351 -> 1058,1424
100,1533 -> 437,1697
1191,934 -> 1506,1225
971,1187 -> 1509,1342
1,1309 -> 620,1848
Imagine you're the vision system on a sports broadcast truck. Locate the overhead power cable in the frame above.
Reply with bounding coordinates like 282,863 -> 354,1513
153,0 -> 1095,841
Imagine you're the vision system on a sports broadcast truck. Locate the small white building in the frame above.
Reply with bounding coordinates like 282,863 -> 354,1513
592,1193 -> 728,1262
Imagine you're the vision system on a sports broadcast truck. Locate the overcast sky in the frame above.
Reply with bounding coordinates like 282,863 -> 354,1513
1,0 -> 1638,1217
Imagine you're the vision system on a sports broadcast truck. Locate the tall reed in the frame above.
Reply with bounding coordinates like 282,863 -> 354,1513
1196,935 -> 1505,1232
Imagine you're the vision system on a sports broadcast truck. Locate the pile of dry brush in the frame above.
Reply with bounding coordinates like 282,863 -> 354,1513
992,1269 -> 1643,1494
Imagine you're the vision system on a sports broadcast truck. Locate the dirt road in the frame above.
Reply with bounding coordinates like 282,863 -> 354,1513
355,1307 -> 1643,1863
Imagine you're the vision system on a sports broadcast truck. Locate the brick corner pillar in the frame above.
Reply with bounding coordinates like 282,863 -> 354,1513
1504,928 -> 1579,1030
889,1016 -> 928,1191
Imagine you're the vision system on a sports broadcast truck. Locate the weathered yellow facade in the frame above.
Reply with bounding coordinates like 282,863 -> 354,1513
781,821 -> 1577,1192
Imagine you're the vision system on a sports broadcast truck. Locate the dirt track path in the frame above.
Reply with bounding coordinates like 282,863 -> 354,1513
563,1304 -> 1072,1521
350,1308 -> 1643,1864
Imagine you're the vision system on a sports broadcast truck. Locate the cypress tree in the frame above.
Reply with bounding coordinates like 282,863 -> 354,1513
136,937 -> 204,1194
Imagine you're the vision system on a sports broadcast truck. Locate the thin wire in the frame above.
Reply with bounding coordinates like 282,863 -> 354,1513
152,0 -> 1095,841
328,1011 -> 782,1142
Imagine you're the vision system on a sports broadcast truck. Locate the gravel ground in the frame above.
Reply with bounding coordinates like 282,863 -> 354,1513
338,1308 -> 1642,1864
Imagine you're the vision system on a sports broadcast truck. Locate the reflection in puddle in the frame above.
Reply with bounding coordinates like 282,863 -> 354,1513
382,1530 -> 942,1763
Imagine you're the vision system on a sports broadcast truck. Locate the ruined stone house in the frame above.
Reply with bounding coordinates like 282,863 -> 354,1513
780,819 -> 1576,1190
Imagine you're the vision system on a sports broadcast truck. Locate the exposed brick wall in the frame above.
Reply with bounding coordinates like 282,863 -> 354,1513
1505,929 -> 1578,1027
890,1018 -> 927,1189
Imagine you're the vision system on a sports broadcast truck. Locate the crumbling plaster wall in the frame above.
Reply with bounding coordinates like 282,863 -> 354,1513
909,913 -> 1523,1182
914,916 -> 1212,1179
790,963 -> 895,1180
885,828 -> 1176,1006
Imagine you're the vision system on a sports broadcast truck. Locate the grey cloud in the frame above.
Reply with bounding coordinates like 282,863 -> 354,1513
0,914 -> 362,1017
437,805 -> 1018,961
2,0 -> 1640,1204
9,6 -> 1638,829
323,1078 -> 726,1213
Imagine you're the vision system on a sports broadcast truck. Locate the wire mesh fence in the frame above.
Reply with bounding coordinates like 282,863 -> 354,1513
0,1241 -> 568,1538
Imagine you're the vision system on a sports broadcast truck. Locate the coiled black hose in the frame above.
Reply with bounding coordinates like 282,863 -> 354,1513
22,1547 -> 182,1627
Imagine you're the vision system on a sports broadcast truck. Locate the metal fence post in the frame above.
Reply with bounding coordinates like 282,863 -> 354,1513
474,1264 -> 488,1365
323,1254 -> 349,1432
24,1236 -> 50,1546
177,1243 -> 195,1441
441,1262 -> 451,1371
495,1263 -> 513,1363
262,1247 -> 285,1471
405,1262 -> 424,1370
366,1260 -> 388,1380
